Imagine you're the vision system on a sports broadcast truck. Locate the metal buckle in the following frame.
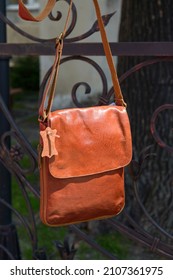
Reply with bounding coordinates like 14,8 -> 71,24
55,32 -> 64,47
38,110 -> 47,122
38,115 -> 44,122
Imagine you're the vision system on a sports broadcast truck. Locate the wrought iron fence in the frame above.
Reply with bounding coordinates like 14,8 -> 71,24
0,0 -> 173,259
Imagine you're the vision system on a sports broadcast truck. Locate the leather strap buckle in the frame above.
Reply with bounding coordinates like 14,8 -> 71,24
38,110 -> 47,123
55,32 -> 64,48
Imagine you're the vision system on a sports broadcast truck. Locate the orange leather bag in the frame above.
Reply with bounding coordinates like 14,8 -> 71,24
19,0 -> 132,226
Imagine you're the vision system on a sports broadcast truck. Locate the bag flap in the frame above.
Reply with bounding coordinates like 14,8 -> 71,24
44,105 -> 132,178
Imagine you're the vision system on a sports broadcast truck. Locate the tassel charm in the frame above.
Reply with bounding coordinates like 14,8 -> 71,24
40,127 -> 60,158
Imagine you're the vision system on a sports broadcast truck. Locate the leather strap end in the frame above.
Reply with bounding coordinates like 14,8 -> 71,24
18,0 -> 57,22
115,98 -> 127,108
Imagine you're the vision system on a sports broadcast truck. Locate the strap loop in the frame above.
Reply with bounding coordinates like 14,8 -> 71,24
18,0 -> 57,22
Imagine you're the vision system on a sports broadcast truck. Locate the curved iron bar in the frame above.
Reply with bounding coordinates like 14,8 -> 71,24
1,131 -> 36,175
65,11 -> 116,43
0,245 -> 15,260
0,96 -> 38,173
0,0 -> 76,43
133,181 -> 173,240
39,55 -> 108,108
0,198 -> 38,255
150,104 -> 173,153
129,145 -> 156,181
107,219 -> 173,259
71,82 -> 92,107
0,139 -> 39,198
0,150 -> 39,237
0,145 -> 39,257
0,11 -> 45,43
49,0 -> 77,39
0,149 -> 39,199
127,146 -> 173,246
113,208 -> 173,257
12,174 -> 38,248
1,1 -> 116,44
69,225 -> 118,260
0,133 -> 38,244
108,57 -> 173,99
0,98 -> 39,239
123,209 -> 152,240
63,55 -> 108,107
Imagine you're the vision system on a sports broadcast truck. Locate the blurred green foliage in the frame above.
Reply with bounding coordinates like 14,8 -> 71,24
10,56 -> 39,91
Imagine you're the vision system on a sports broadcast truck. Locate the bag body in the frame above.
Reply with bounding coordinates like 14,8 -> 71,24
19,0 -> 132,226
39,105 -> 132,226
40,160 -> 125,226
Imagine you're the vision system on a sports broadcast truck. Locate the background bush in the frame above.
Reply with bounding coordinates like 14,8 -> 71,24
10,56 -> 39,91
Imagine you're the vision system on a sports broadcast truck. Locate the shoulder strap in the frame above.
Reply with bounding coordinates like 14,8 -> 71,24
92,0 -> 125,107
18,0 -> 126,122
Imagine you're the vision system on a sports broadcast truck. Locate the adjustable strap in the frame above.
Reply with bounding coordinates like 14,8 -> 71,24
18,0 -> 126,122
37,1 -> 73,121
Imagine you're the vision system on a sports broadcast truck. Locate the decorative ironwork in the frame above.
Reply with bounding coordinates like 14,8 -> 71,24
0,0 -> 173,259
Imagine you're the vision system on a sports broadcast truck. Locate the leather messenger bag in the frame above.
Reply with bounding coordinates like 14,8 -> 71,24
18,0 -> 132,226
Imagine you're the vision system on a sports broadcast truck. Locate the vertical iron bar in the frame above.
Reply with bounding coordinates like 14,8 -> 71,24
0,0 -> 11,228
0,1 -> 20,259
